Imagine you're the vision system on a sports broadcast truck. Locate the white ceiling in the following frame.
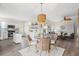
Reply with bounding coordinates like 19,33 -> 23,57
0,3 -> 79,22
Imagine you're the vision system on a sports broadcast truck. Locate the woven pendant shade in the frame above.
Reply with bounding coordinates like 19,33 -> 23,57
64,16 -> 71,21
38,13 -> 46,24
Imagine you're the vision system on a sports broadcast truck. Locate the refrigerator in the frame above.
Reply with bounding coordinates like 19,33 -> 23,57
0,22 -> 8,40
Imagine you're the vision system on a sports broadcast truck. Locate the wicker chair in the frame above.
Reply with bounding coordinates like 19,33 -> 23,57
27,35 -> 37,47
37,38 -> 50,55
50,33 -> 58,50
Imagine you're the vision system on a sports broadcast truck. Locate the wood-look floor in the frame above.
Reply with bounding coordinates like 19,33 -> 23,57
0,37 -> 79,56
56,39 -> 79,56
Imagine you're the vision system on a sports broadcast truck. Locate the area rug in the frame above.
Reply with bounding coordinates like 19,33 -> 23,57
19,46 -> 65,56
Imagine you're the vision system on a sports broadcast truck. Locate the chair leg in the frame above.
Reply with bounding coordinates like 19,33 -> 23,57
35,45 -> 38,53
35,47 -> 39,53
48,50 -> 50,56
54,44 -> 57,50
28,43 -> 31,48
40,50 -> 42,56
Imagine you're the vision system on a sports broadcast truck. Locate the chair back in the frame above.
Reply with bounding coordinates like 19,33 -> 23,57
42,39 -> 50,51
38,38 -> 50,51
27,35 -> 32,41
51,33 -> 57,40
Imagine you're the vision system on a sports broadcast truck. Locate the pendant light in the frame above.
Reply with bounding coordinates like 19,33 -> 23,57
38,3 -> 46,25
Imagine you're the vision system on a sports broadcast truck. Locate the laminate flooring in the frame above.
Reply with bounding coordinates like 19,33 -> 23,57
0,38 -> 79,56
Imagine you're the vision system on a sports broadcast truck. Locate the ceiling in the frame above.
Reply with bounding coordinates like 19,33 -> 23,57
0,3 -> 79,22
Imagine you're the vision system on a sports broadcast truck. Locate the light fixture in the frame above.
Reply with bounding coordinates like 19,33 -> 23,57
64,16 -> 71,21
38,3 -> 46,25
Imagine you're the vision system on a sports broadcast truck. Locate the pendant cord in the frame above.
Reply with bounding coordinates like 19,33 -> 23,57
41,3 -> 43,13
